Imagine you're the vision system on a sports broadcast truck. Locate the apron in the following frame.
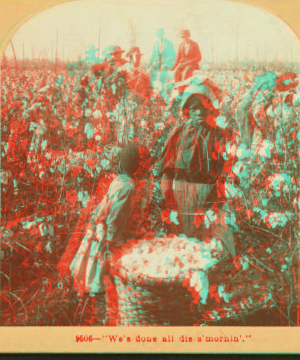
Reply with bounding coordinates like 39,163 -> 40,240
173,179 -> 236,256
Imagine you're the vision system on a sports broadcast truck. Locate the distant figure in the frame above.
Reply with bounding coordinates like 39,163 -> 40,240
85,44 -> 101,66
102,45 -> 127,71
100,45 -> 129,98
125,46 -> 143,71
172,30 -> 202,82
147,28 -> 176,96
125,47 -> 152,99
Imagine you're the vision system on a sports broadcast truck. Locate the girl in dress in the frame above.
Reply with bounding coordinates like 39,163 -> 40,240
66,143 -> 151,325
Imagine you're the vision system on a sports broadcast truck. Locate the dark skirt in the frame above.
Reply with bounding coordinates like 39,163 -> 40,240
161,176 -> 236,256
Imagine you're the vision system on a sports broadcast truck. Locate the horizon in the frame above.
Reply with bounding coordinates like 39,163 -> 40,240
3,0 -> 300,66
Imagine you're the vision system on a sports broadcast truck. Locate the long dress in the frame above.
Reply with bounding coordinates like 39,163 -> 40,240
57,173 -> 114,279
67,174 -> 150,295
156,118 -> 236,256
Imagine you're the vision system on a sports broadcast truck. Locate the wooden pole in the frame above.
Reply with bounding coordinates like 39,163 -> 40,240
2,45 -> 7,68
31,46 -> 35,62
130,21 -> 134,48
236,19 -> 240,69
56,28 -> 59,67
210,31 -> 214,65
134,23 -> 136,48
98,24 -> 101,61
51,42 -> 54,64
10,39 -> 18,67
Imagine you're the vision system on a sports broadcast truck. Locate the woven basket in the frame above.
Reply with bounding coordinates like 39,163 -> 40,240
108,236 -> 274,326
114,276 -> 197,326
109,236 -> 226,326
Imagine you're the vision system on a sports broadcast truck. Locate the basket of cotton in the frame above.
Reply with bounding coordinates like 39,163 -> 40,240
108,235 -> 235,326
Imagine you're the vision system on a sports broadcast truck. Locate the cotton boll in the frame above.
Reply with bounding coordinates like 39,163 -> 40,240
39,224 -> 47,236
215,115 -> 228,129
190,272 -> 198,288
240,256 -> 249,271
93,109 -> 102,119
233,161 -> 243,175
85,109 -> 92,117
218,285 -> 230,303
225,181 -> 242,199
213,99 -> 220,110
225,143 -> 237,158
236,143 -> 250,160
204,210 -> 217,229
257,139 -> 273,159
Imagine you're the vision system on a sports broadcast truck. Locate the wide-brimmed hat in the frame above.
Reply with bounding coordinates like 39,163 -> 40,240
126,47 -> 143,58
180,84 -> 216,111
168,82 -> 218,120
85,44 -> 99,54
103,45 -> 125,56
180,29 -> 190,38
155,28 -> 165,36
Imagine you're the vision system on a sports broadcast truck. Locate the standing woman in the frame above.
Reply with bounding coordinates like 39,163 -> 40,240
156,83 -> 236,256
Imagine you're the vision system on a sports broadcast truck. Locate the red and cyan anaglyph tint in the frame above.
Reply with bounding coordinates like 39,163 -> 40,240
1,0 -> 299,327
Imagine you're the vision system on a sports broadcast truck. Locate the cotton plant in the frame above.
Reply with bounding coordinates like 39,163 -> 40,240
236,143 -> 251,160
232,161 -> 252,189
222,142 -> 237,161
215,115 -> 228,129
77,190 -> 90,208
169,211 -> 179,225
225,180 -> 243,199
204,209 -> 217,229
218,285 -> 231,303
264,211 -> 292,229
2,67 -> 300,323
251,138 -> 273,160
225,212 -> 238,230
266,173 -> 293,194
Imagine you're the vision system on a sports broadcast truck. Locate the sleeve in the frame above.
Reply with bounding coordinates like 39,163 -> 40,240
105,181 -> 137,244
194,41 -> 202,63
154,125 -> 183,178
173,44 -> 182,69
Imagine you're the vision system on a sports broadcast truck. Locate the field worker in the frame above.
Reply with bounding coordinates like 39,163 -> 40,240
171,30 -> 202,83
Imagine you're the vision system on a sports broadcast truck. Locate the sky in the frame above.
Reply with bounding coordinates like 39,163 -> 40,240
4,0 -> 300,64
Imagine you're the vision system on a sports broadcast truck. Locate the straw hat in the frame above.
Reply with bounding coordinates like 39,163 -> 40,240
180,29 -> 190,38
126,47 -> 143,58
180,84 -> 215,109
155,28 -> 165,36
103,45 -> 125,56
